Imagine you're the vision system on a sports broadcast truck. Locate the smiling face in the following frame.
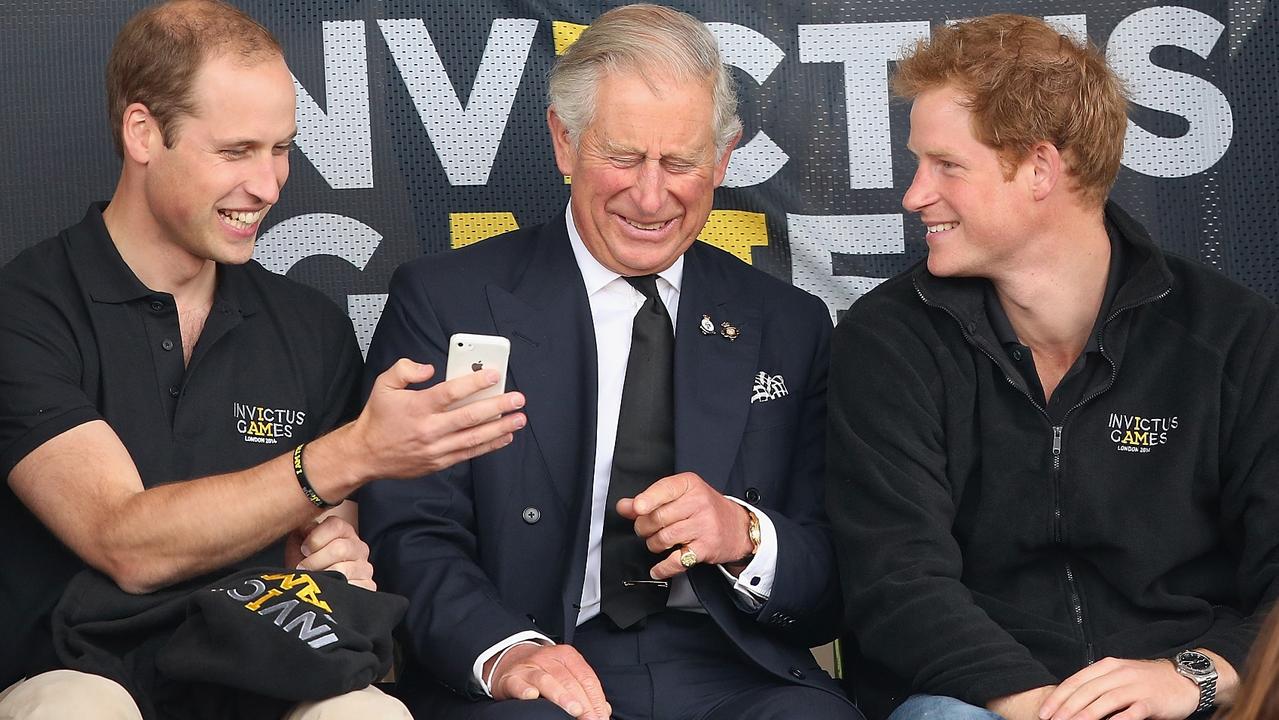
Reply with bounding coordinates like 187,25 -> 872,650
141,52 -> 296,266
902,85 -> 1037,280
550,70 -> 734,277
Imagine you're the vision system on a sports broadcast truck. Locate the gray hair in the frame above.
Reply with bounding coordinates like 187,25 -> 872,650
547,4 -> 742,157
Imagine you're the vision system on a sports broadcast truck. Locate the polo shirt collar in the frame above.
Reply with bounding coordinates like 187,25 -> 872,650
72,202 -> 153,305
564,203 -> 684,296
71,201 -> 258,316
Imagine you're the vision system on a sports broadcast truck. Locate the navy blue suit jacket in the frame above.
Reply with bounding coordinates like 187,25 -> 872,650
359,218 -> 842,699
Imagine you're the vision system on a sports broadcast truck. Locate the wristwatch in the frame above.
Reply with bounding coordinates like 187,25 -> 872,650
745,510 -> 762,556
1172,649 -> 1218,713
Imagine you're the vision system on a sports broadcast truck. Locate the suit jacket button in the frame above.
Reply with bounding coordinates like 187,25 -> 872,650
745,487 -> 761,504
790,667 -> 805,679
522,507 -> 541,524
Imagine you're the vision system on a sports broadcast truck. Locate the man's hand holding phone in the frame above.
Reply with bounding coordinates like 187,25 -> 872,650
336,342 -> 524,484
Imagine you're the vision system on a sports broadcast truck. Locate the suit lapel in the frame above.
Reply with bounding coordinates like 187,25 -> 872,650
673,244 -> 761,492
486,220 -> 597,512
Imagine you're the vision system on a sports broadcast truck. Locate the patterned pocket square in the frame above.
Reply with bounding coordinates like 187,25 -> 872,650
751,372 -> 788,403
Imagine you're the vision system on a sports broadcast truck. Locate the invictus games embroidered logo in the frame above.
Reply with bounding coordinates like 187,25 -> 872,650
216,572 -> 340,649
1108,412 -> 1179,453
233,402 -> 306,444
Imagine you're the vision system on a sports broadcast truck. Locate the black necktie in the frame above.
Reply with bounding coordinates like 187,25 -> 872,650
600,274 -> 675,629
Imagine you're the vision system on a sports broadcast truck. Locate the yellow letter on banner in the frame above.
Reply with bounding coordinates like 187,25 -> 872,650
552,21 -> 589,184
698,210 -> 769,265
450,212 -> 520,249
552,21 -> 588,55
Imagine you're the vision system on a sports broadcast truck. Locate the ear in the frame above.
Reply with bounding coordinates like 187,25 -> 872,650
547,108 -> 577,177
120,102 -> 160,165
711,130 -> 742,187
1026,141 -> 1062,201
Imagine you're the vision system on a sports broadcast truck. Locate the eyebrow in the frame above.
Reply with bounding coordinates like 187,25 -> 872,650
599,140 -> 642,157
215,130 -> 298,147
599,139 -> 708,166
905,143 -> 960,160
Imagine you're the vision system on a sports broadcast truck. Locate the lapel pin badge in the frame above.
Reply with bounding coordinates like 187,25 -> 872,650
720,322 -> 740,342
700,314 -> 715,335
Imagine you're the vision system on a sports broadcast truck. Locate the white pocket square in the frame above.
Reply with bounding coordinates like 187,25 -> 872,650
751,372 -> 789,403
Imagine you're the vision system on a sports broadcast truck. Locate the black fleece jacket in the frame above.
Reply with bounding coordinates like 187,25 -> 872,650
827,203 -> 1279,719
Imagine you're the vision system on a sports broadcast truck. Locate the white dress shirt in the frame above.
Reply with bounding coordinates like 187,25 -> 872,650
472,206 -> 780,694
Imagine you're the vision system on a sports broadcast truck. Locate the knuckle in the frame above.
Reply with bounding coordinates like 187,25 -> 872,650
462,427 -> 485,449
456,403 -> 483,427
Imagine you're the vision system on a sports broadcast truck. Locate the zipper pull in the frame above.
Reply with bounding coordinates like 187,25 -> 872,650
1052,426 -> 1063,456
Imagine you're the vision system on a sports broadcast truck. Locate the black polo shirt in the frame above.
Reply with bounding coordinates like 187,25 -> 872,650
984,224 -> 1126,421
0,203 -> 362,687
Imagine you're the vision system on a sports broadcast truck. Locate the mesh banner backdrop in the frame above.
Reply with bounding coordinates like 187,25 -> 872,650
2,1 -> 1275,354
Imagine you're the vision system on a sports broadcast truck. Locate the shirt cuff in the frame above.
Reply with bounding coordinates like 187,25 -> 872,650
718,495 -> 778,610
471,630 -> 554,697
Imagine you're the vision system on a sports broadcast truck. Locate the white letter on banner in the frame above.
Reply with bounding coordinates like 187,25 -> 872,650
1108,6 -> 1232,178
347,294 -> 389,359
293,21 -> 373,190
256,215 -> 386,357
1043,14 -> 1087,38
787,214 -> 904,323
707,22 -> 788,187
379,18 -> 537,186
798,22 -> 930,189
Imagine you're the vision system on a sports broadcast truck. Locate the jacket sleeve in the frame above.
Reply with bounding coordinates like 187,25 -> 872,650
825,301 -> 1058,707
1198,306 -> 1279,669
746,296 -> 843,648
356,265 -> 536,697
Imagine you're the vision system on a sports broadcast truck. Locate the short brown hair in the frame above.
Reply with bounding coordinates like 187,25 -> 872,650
105,0 -> 282,157
893,14 -> 1127,206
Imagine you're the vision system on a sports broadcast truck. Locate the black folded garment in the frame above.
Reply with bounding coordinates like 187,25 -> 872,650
52,567 -> 407,720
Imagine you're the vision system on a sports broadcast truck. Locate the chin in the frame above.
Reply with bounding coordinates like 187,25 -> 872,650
925,254 -> 952,277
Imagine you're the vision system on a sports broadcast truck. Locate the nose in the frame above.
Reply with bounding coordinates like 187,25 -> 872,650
632,160 -> 666,216
901,163 -> 935,213
244,151 -> 287,206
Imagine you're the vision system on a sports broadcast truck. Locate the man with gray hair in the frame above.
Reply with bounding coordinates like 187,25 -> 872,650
359,4 -> 857,719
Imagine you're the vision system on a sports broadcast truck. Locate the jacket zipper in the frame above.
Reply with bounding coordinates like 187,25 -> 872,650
914,282 -> 1171,668
1053,426 -> 1093,663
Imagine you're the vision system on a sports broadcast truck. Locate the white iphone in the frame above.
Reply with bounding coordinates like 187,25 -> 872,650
444,333 -> 511,409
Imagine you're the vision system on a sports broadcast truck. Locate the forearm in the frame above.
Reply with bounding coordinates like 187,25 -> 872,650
106,423 -> 389,591
11,421 -> 366,593
1200,648 -> 1239,707
93,454 -> 329,592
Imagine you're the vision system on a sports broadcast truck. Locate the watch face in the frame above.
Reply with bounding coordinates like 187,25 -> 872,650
1178,651 -> 1214,676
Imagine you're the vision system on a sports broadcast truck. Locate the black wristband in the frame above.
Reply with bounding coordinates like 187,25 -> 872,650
293,443 -> 337,509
